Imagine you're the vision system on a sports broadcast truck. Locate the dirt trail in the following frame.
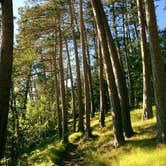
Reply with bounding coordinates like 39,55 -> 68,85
59,143 -> 85,166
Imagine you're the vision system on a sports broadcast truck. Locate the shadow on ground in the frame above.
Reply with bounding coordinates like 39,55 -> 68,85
53,143 -> 85,166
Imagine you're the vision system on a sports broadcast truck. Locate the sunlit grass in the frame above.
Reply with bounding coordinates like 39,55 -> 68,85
118,145 -> 166,166
75,108 -> 166,166
68,132 -> 83,143
22,107 -> 166,166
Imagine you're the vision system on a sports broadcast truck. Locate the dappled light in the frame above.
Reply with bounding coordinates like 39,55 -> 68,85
0,0 -> 166,165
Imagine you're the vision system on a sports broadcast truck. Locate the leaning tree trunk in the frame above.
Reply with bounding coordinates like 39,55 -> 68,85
0,0 -> 13,159
99,0 -> 134,138
136,0 -> 153,120
144,0 -> 166,143
91,0 -> 125,147
79,0 -> 92,137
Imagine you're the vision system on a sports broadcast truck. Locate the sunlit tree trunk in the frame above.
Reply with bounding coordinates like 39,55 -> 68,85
145,0 -> 166,143
65,38 -> 76,132
0,0 -> 13,159
58,28 -> 68,143
53,35 -> 62,139
84,28 -> 96,117
111,2 -> 122,67
69,0 -> 84,132
98,40 -> 105,128
137,0 -> 153,120
122,1 -> 134,108
91,0 -> 125,147
79,0 -> 91,137
99,0 -> 134,137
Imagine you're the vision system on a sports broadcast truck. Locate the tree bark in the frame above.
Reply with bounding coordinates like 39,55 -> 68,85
58,28 -> 68,143
22,69 -> 32,120
122,1 -> 135,108
111,2 -> 122,67
0,0 -> 13,159
99,0 -> 134,137
53,35 -> 62,139
91,0 -> 125,147
136,0 -> 153,120
98,40 -> 105,128
144,0 -> 166,143
84,27 -> 96,118
69,0 -> 84,132
79,0 -> 92,137
65,38 -> 76,132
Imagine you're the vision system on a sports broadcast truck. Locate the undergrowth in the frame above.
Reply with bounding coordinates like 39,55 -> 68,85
21,107 -> 166,166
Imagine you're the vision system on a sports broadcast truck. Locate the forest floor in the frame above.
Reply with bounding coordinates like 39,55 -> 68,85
22,107 -> 166,166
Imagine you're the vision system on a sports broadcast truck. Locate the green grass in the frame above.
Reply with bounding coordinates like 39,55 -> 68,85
19,140 -> 67,166
22,107 -> 166,166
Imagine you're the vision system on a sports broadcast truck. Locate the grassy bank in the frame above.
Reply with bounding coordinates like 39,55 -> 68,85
21,108 -> 166,166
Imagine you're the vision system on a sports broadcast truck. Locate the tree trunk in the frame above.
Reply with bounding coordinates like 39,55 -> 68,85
91,0 -> 125,147
144,0 -> 166,143
69,0 -> 84,132
58,28 -> 68,143
99,1 -> 134,137
22,69 -> 32,120
79,0 -> 92,137
65,38 -> 76,132
136,0 -> 153,120
98,40 -> 105,128
111,2 -> 122,67
53,35 -> 62,139
84,28 -> 96,118
10,84 -> 17,165
0,0 -> 13,159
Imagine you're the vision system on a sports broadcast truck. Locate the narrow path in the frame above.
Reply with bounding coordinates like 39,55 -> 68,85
59,143 -> 85,166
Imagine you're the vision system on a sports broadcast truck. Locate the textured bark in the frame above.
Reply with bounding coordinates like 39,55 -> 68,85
22,69 -> 31,120
79,0 -> 91,137
111,2 -> 122,67
65,39 -> 76,132
53,36 -> 62,139
137,0 -> 153,120
58,28 -> 68,143
0,0 -> 13,159
91,0 -> 125,147
100,1 -> 134,137
84,28 -> 96,117
98,40 -> 105,128
10,85 -> 18,165
69,0 -> 84,132
145,0 -> 166,143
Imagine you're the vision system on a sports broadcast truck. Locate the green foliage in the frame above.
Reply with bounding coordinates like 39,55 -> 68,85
91,61 -> 110,112
159,28 -> 166,72
4,0 -> 166,165
68,132 -> 83,143
20,107 -> 166,166
19,140 -> 66,166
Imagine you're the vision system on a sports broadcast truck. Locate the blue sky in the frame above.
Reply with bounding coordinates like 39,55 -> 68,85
13,0 -> 166,34
13,0 -> 25,35
155,0 -> 166,29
